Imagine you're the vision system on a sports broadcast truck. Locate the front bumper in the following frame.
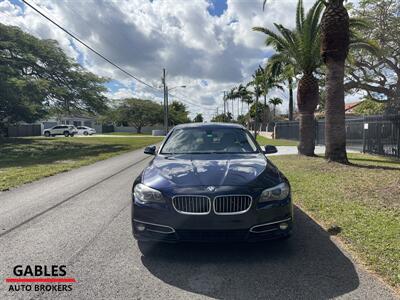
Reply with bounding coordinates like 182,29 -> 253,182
132,196 -> 293,243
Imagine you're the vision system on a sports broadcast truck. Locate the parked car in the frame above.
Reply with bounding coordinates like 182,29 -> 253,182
76,126 -> 96,136
43,125 -> 78,137
132,123 -> 293,243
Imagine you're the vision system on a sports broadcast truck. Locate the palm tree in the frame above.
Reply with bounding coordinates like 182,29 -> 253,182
248,66 -> 281,130
223,91 -> 229,116
254,0 -> 325,156
267,61 -> 296,121
269,97 -> 283,117
320,0 -> 349,163
226,87 -> 238,119
237,84 -> 248,116
320,1 -> 377,163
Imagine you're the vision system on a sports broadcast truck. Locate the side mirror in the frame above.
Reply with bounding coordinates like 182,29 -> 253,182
144,145 -> 156,155
264,145 -> 278,154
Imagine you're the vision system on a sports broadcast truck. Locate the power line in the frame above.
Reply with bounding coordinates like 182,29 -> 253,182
22,0 -> 216,119
169,93 -> 205,109
21,0 -> 160,91
169,91 -> 213,110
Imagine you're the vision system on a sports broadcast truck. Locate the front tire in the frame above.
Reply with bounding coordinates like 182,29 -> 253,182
64,131 -> 69,137
44,131 -> 50,137
69,133 -> 75,137
83,131 -> 89,136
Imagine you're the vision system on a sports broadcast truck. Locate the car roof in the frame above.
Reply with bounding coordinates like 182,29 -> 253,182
173,122 -> 246,130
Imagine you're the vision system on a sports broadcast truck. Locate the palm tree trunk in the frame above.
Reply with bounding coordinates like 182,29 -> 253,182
238,98 -> 240,118
263,94 -> 267,131
247,102 -> 250,129
255,91 -> 259,139
325,60 -> 347,162
298,112 -> 315,155
288,77 -> 294,121
321,0 -> 349,163
297,74 -> 319,156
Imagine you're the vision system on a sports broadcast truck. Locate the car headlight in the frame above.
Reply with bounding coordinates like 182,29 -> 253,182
134,183 -> 164,204
259,182 -> 290,202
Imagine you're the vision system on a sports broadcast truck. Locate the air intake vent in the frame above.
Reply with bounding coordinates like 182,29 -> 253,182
172,195 -> 211,215
213,195 -> 252,215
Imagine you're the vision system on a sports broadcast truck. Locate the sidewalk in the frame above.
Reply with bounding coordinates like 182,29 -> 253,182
269,146 -> 360,156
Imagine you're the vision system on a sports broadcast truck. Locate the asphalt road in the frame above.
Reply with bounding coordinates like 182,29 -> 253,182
0,147 -> 398,299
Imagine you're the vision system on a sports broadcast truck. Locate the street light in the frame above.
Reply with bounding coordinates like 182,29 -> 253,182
164,85 -> 186,134
168,85 -> 186,91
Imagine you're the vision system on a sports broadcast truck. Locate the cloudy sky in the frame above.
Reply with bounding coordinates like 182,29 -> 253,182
0,0 -> 358,120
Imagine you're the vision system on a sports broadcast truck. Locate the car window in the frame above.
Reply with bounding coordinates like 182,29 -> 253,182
161,128 -> 258,154
53,126 -> 60,129
77,126 -> 84,129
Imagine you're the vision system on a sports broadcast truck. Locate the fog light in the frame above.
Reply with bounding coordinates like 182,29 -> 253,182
136,224 -> 146,232
279,222 -> 288,230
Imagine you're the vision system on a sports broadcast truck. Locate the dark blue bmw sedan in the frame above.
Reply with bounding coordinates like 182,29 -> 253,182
132,123 -> 293,243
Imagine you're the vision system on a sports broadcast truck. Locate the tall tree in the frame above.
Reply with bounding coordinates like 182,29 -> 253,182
267,61 -> 296,121
168,101 -> 191,125
269,97 -> 283,117
211,113 -> 232,123
226,87 -> 238,119
321,0 -> 350,163
344,0 -> 400,113
193,113 -> 204,123
0,23 -> 108,134
254,0 -> 325,156
115,99 -> 162,133
237,84 -> 250,117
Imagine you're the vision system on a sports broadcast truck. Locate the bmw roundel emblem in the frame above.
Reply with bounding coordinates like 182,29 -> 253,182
206,186 -> 216,192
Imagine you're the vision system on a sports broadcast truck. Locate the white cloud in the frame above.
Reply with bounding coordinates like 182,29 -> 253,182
1,0 -> 335,120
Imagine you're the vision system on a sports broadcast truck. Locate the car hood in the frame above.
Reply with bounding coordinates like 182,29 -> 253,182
142,153 -> 282,188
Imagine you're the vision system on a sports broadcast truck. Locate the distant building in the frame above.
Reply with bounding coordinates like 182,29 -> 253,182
315,100 -> 364,119
344,101 -> 363,115
41,115 -> 96,129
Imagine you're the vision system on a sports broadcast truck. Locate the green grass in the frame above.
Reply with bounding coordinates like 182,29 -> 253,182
256,135 -> 298,146
270,154 -> 400,289
102,132 -> 150,136
0,136 -> 163,191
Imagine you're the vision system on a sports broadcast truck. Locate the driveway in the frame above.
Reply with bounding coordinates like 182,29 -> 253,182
0,147 -> 397,299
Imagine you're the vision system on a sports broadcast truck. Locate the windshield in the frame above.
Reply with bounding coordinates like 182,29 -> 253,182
161,127 -> 259,154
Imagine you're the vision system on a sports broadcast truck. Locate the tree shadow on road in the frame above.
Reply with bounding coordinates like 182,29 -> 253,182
139,206 -> 359,299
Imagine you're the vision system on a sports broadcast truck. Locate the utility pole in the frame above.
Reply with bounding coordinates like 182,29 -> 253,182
162,68 -> 168,135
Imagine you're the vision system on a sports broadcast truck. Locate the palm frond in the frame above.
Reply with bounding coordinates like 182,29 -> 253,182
349,17 -> 370,30
273,23 -> 298,50
349,40 -> 380,55
253,26 -> 289,50
296,0 -> 305,32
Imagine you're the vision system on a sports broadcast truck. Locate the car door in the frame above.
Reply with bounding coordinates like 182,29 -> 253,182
51,126 -> 61,134
77,126 -> 84,135
58,126 -> 67,134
